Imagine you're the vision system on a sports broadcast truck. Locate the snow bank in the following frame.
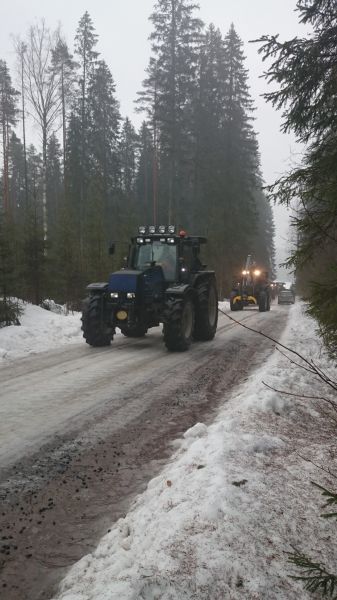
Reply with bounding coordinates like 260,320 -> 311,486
54,303 -> 337,600
0,302 -> 83,362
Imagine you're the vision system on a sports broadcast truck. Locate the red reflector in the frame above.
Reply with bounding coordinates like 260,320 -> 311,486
179,229 -> 187,237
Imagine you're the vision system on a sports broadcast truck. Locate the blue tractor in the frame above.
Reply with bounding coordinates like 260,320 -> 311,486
81,226 -> 218,352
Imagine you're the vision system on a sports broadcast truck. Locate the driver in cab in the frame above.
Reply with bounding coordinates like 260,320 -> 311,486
156,245 -> 176,281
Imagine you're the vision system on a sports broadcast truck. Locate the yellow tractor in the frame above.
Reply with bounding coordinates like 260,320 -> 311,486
230,255 -> 271,312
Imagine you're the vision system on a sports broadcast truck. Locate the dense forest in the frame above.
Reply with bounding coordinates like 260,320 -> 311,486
0,0 -> 275,317
257,0 -> 337,355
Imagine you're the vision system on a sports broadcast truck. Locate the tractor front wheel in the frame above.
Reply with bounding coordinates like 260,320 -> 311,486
81,295 -> 114,347
230,293 -> 242,311
163,296 -> 195,352
194,280 -> 218,341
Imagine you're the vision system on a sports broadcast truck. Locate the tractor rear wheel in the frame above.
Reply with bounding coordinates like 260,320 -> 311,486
194,280 -> 218,341
163,296 -> 195,352
258,291 -> 267,312
81,295 -> 114,346
120,324 -> 148,337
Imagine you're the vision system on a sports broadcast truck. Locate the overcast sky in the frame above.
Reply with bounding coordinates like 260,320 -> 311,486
1,0 -> 306,278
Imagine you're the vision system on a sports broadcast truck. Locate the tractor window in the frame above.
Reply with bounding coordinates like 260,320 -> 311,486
134,241 -> 177,281
181,244 -> 203,272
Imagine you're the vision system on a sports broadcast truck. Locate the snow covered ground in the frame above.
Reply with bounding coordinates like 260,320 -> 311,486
50,302 -> 337,600
0,302 -> 83,362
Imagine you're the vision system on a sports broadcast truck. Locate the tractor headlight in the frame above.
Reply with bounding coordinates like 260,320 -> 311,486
167,237 -> 175,244
127,293 -> 136,299
168,225 -> 176,234
138,226 -> 146,234
158,225 -> 166,234
111,292 -> 119,299
137,237 -> 144,244
149,226 -> 156,234
254,269 -> 261,276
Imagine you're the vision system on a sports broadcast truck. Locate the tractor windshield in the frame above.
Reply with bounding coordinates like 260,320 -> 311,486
134,241 -> 177,281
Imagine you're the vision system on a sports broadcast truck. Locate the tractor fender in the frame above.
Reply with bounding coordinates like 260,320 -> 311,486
193,271 -> 216,285
86,282 -> 109,294
165,284 -> 194,298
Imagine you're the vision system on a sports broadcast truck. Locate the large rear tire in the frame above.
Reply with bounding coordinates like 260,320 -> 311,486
258,291 -> 267,312
194,280 -> 218,341
81,295 -> 114,347
163,296 -> 194,352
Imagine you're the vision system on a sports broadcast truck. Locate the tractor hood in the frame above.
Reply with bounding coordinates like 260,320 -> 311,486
108,270 -> 143,293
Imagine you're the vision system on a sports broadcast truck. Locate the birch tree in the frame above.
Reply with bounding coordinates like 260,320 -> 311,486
18,21 -> 62,240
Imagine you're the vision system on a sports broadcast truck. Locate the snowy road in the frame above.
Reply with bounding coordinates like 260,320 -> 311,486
0,304 -> 288,600
0,307 -> 281,469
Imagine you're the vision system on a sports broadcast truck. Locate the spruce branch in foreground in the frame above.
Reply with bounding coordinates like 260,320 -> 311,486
287,550 -> 337,597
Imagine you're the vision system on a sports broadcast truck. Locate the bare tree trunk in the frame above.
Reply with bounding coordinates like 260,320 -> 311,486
42,124 -> 48,241
20,43 -> 29,208
1,97 -> 9,214
169,0 -> 177,225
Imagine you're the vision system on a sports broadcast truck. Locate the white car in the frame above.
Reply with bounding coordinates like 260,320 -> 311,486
278,289 -> 295,304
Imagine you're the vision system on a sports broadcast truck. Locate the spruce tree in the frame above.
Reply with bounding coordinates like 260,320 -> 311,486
195,24 -> 263,294
137,0 -> 203,225
136,121 -> 155,224
87,59 -> 121,241
46,133 -> 63,236
51,36 -> 77,176
0,60 -> 19,215
8,132 -> 26,222
256,0 -> 337,353
74,11 -> 99,239
120,118 -> 138,198
0,210 -> 21,325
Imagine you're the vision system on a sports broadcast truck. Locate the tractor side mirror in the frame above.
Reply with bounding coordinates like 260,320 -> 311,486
109,243 -> 116,255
